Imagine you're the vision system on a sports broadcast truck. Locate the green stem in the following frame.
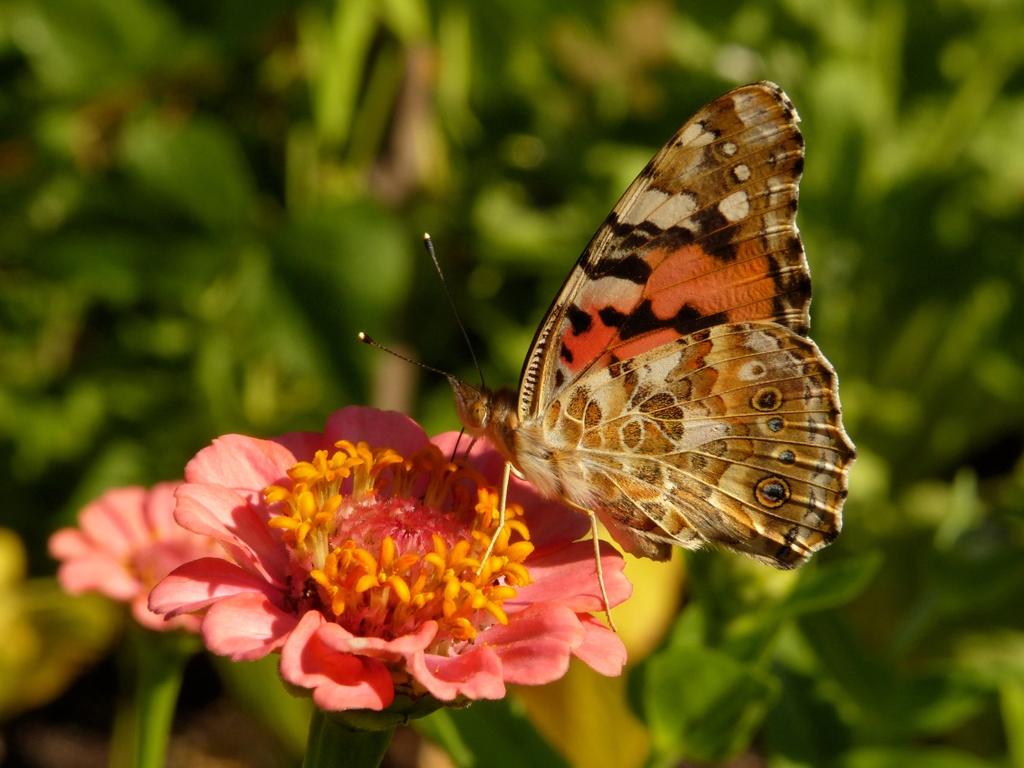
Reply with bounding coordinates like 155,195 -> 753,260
303,708 -> 395,768
110,626 -> 196,768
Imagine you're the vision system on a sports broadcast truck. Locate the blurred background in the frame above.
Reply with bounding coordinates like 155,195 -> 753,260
2,0 -> 1023,766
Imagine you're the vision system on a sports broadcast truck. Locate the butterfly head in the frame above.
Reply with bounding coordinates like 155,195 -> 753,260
448,377 -> 519,457
449,377 -> 489,433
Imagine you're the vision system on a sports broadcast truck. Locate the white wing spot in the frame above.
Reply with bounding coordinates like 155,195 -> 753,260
679,121 -> 716,148
648,192 -> 698,229
746,329 -> 781,353
722,141 -> 738,156
621,188 -> 670,225
738,360 -> 767,381
732,164 -> 751,182
718,190 -> 749,222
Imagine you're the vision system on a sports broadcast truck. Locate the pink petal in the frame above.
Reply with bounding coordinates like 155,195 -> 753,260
143,481 -> 181,535
323,407 -> 430,457
513,484 -> 591,550
57,557 -> 139,600
200,591 -> 299,660
513,540 -> 631,613
430,432 -> 589,548
132,538 -> 211,586
184,434 -> 295,490
480,604 -> 584,685
131,593 -> 200,633
274,430 -> 324,462
174,483 -> 288,583
48,528 -> 94,560
79,487 -> 150,556
424,431 -> 465,459
280,611 -> 394,711
406,645 -> 506,701
149,557 -> 280,617
316,620 -> 437,659
572,615 -> 627,676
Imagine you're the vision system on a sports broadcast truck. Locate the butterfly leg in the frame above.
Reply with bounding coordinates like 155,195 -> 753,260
477,460 -> 511,575
588,508 -> 617,632
558,498 -> 618,629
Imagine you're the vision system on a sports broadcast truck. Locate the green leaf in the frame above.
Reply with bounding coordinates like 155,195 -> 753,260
415,699 -> 568,768
798,613 -> 987,738
299,0 -> 377,147
838,747 -> 996,768
643,643 -> 779,763
726,554 -> 883,661
6,0 -> 182,97
276,201 -> 413,336
1002,681 -> 1024,768
119,114 -> 258,230
774,553 -> 883,620
762,668 -> 851,768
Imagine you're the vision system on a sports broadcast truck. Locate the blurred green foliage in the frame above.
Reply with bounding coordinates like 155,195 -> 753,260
1,0 -> 1023,765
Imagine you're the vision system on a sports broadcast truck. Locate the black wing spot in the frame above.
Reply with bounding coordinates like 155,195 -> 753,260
684,310 -> 727,334
660,224 -> 698,248
617,301 -> 661,340
686,205 -> 739,261
618,232 -> 651,252
567,304 -> 592,334
584,254 -> 653,284
598,306 -> 627,329
559,343 -> 574,364
599,300 -> 727,341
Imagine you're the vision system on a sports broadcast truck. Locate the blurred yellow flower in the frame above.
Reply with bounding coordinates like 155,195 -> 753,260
0,528 -> 119,719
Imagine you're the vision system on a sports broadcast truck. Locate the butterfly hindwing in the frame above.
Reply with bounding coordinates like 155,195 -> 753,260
532,322 -> 854,564
519,82 -> 810,423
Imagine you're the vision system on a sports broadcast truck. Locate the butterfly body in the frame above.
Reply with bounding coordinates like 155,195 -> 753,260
452,379 -> 598,508
453,82 -> 855,568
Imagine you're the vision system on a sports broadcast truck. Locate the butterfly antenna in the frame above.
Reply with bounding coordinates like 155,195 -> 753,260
449,427 -> 467,463
356,332 -> 458,380
422,233 -> 486,389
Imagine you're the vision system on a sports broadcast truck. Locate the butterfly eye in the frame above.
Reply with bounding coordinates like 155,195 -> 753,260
473,402 -> 489,428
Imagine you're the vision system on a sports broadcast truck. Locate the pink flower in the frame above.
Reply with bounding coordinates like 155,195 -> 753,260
49,482 -> 219,632
149,407 -> 630,712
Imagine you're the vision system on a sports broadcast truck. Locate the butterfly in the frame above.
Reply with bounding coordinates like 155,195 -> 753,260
451,82 -> 855,572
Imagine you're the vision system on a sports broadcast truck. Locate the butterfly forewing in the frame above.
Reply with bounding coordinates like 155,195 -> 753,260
519,82 -> 810,423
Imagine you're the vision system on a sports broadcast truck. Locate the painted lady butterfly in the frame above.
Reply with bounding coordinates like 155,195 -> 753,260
452,82 -> 855,570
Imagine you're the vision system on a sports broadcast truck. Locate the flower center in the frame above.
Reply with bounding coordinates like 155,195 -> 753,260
264,440 -> 533,643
